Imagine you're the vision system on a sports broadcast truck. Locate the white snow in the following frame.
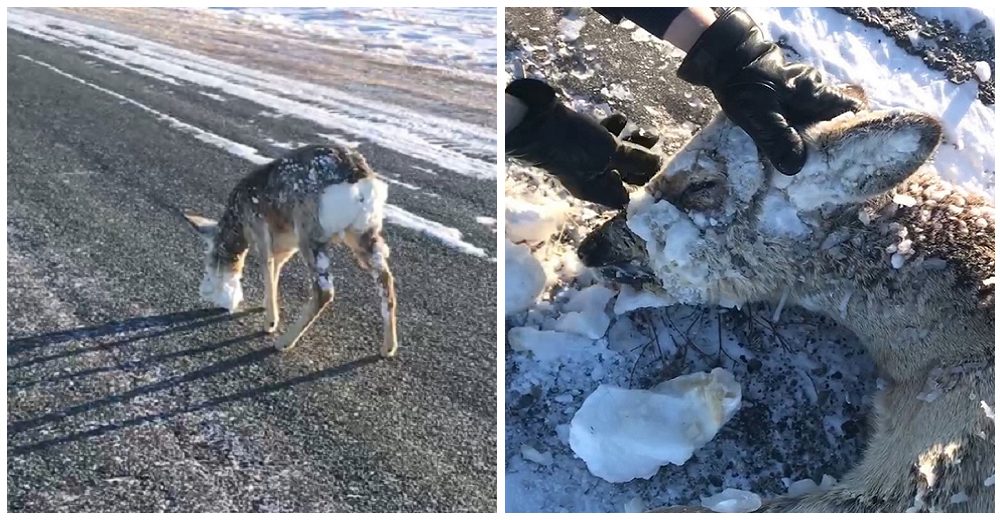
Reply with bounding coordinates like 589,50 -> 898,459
613,285 -> 675,314
17,55 -> 272,166
745,7 -> 995,197
318,177 -> 387,236
569,369 -> 741,483
758,190 -> 811,239
204,7 -> 497,78
16,54 -> 488,260
506,196 -> 569,245
508,327 -> 600,361
505,240 -> 547,315
701,488 -> 762,513
557,16 -> 586,42
552,285 -> 615,340
8,10 -> 496,180
383,205 -> 487,258
198,90 -> 226,102
974,61 -> 991,82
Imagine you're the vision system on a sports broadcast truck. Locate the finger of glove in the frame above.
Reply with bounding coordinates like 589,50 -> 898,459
599,113 -> 628,136
559,170 -> 630,209
610,142 -> 662,185
785,66 -> 864,124
622,128 -> 660,149
728,95 -> 806,175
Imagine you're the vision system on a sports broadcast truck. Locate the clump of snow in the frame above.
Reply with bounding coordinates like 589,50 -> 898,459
506,240 -> 547,315
553,285 -> 616,339
569,368 -> 741,483
974,61 -> 991,82
508,327 -> 602,361
506,196 -> 569,245
558,16 -> 586,42
701,488 -> 762,512
758,190 -> 811,238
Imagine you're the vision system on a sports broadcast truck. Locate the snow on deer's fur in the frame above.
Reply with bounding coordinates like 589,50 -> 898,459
183,144 -> 398,357
579,86 -> 994,512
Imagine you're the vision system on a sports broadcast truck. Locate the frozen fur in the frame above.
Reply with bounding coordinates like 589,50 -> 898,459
581,92 -> 994,512
184,144 -> 399,357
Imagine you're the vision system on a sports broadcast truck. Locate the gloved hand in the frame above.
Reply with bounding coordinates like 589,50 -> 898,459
678,8 -> 862,175
506,79 -> 662,209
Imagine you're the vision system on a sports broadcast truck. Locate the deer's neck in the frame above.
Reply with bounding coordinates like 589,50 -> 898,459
212,203 -> 250,270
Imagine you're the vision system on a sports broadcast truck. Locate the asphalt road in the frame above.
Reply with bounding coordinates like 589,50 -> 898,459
7,12 -> 496,513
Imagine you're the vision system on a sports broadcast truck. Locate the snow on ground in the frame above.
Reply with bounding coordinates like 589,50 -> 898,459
8,9 -> 496,180
505,7 -> 993,512
204,7 -> 496,79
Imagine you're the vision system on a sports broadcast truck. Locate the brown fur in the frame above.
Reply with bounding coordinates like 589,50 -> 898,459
184,144 -> 398,357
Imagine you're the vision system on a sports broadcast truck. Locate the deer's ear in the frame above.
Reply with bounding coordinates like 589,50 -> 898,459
784,110 -> 942,210
183,213 -> 218,243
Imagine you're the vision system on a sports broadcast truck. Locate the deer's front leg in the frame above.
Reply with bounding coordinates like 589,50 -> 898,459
274,244 -> 334,351
346,229 -> 398,358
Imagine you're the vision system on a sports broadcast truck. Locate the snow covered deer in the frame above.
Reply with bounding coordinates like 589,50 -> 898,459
183,144 -> 398,357
578,87 -> 994,512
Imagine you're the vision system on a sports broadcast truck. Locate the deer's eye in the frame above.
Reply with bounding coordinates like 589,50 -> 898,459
677,178 -> 726,211
683,180 -> 719,196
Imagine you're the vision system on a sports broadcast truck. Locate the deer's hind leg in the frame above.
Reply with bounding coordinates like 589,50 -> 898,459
345,228 -> 398,358
273,241 -> 335,351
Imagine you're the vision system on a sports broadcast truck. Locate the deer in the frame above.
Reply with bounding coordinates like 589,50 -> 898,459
183,144 -> 398,357
577,86 -> 995,512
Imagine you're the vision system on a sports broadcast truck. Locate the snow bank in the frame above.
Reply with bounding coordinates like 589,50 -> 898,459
569,368 -> 742,482
914,7 -> 995,33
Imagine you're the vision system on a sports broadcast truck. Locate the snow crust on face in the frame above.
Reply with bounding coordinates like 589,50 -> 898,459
318,177 -> 387,237
200,265 -> 243,312
625,189 -> 712,305
568,368 -> 742,483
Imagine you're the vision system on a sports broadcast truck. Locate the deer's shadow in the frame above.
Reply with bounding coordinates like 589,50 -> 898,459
7,307 -> 380,456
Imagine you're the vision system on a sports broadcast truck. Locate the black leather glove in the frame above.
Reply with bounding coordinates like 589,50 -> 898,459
506,79 -> 662,209
678,8 -> 862,175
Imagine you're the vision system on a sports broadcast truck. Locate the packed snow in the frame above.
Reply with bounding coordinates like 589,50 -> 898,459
569,368 -> 741,483
505,7 -> 992,513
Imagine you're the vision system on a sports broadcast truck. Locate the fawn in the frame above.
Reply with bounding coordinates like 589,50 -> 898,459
183,144 -> 398,357
579,87 -> 994,512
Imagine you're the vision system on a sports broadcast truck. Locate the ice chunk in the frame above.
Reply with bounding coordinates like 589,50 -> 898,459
508,327 -> 596,361
701,488 -> 762,513
506,197 -> 568,245
569,368 -> 742,482
505,240 -> 546,315
553,285 -> 616,339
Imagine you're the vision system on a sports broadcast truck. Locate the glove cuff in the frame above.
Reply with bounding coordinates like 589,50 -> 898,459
677,8 -> 768,88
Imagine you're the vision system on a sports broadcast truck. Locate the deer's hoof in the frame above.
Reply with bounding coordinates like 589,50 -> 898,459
264,322 -> 279,335
380,343 -> 398,359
